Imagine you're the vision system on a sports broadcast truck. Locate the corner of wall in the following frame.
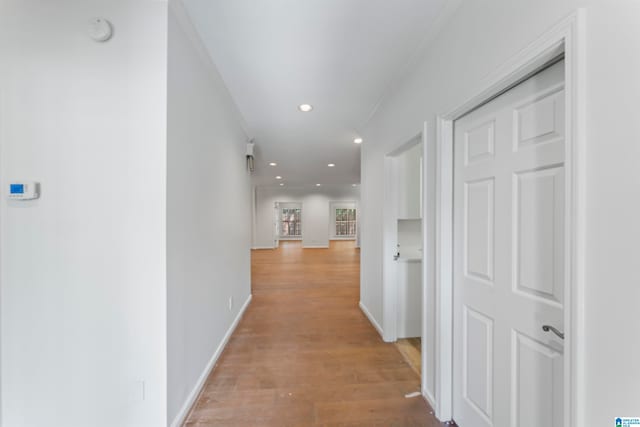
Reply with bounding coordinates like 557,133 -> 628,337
358,301 -> 384,339
168,0 -> 251,140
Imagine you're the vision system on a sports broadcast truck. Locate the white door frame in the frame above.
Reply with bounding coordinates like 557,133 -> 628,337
382,132 -> 424,343
419,121 -> 433,406
432,11 -> 586,425
273,201 -> 280,248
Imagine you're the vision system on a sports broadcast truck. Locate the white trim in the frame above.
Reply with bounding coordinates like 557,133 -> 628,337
251,186 -> 258,252
251,246 -> 275,250
434,10 -> 585,425
420,121 -> 432,409
434,117 -> 454,421
422,389 -> 437,414
329,237 -> 357,241
382,154 -> 399,343
273,201 -> 279,248
170,294 -> 253,427
302,245 -> 330,249
359,301 -> 384,339
565,10 -> 587,427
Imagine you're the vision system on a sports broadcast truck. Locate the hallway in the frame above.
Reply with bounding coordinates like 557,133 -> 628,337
184,241 -> 441,426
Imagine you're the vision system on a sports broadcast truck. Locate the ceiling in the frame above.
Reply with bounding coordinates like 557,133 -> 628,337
183,0 -> 448,187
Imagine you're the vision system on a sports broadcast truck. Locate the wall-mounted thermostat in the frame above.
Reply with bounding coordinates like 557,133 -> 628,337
8,182 -> 40,200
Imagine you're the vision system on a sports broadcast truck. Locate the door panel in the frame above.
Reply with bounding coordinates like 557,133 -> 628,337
514,166 -> 564,306
465,120 -> 495,165
465,178 -> 495,284
453,60 -> 565,427
463,306 -> 494,424
514,88 -> 565,149
512,331 -> 563,427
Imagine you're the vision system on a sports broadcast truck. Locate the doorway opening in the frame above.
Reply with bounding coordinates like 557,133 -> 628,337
382,132 -> 425,380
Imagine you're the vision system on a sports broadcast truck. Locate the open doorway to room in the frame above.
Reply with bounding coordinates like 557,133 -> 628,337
382,133 -> 424,378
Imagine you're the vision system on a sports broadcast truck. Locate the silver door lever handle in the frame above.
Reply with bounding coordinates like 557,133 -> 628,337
542,325 -> 564,340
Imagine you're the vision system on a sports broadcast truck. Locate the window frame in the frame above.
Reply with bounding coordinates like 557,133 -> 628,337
331,204 -> 357,239
280,206 -> 302,238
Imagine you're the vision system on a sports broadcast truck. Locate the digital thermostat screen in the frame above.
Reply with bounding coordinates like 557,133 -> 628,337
10,184 -> 24,194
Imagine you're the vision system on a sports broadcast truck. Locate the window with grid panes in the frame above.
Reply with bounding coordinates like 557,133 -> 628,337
335,208 -> 356,236
280,208 -> 302,236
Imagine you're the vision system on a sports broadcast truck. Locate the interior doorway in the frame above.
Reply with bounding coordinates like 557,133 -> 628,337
381,133 -> 424,353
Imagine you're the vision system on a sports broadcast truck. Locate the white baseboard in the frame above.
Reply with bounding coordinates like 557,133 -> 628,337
422,387 -> 437,413
170,294 -> 253,427
359,301 -> 384,339
252,246 -> 274,250
302,245 -> 330,249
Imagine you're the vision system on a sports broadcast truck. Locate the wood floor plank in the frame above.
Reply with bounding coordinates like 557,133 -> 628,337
395,338 -> 422,377
184,241 -> 444,426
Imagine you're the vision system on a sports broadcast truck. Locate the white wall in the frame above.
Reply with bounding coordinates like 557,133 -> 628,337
360,0 -> 640,424
254,185 -> 359,248
396,142 -> 423,220
167,4 -> 252,426
0,1 -> 168,426
397,219 -> 422,259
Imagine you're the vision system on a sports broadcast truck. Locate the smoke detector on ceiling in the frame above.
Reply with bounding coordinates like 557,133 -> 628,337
89,18 -> 114,42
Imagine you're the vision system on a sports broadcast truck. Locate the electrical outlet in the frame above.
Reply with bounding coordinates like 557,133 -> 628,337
228,296 -> 233,310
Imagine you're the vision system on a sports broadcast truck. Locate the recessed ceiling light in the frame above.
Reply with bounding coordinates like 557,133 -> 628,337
353,137 -> 363,144
316,183 -> 322,187
298,104 -> 313,112
269,162 -> 277,166
352,184 -> 358,187
275,176 -> 282,180
327,163 -> 335,167
279,183 -> 285,186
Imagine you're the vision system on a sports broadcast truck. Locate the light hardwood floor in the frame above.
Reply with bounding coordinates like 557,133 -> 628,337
184,240 -> 443,426
395,338 -> 422,377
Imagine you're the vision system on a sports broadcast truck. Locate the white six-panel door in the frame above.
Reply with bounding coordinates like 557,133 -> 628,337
453,60 -> 566,427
